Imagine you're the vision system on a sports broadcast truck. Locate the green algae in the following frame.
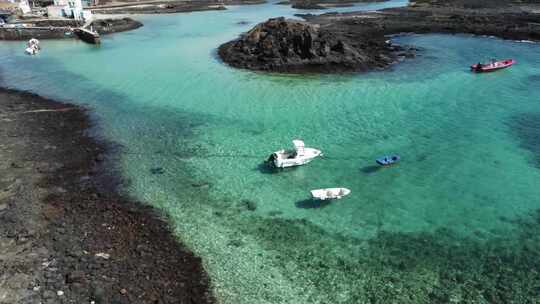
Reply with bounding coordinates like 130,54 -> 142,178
232,210 -> 540,303
509,113 -> 540,169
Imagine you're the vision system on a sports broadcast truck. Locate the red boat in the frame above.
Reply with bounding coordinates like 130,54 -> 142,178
471,59 -> 515,73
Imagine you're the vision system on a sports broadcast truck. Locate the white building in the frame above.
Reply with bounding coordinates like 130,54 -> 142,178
47,0 -> 91,21
0,0 -> 31,14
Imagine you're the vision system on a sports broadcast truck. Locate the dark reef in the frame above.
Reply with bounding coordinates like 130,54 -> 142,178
240,210 -> 540,303
509,112 -> 540,168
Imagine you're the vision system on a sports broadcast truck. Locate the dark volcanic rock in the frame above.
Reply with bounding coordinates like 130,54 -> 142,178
304,4 -> 540,43
292,1 -> 326,9
218,17 -> 396,73
221,1 -> 540,74
0,88 -> 215,304
290,0 -> 385,9
0,17 -> 142,41
89,18 -> 143,35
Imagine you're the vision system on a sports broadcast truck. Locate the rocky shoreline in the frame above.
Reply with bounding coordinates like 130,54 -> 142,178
91,0 -> 265,15
219,0 -> 540,73
0,88 -> 214,304
0,18 -> 142,41
276,0 -> 387,10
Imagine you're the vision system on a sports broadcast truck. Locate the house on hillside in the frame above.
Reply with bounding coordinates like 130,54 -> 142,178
47,0 -> 91,21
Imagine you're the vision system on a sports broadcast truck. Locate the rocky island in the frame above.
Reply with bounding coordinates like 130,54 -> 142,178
218,17 -> 414,73
219,0 -> 540,73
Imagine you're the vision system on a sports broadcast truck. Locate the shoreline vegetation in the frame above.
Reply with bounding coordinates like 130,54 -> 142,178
0,88 -> 214,303
219,0 -> 540,73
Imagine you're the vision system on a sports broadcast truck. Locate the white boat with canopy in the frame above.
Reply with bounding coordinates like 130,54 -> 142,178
267,139 -> 322,168
311,188 -> 351,200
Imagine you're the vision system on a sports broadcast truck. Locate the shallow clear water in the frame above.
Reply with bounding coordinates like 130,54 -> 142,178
1,1 -> 540,302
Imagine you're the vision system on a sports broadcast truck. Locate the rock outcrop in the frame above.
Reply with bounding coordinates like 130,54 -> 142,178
218,17 -> 399,73
89,18 -> 143,35
277,0 -> 387,10
0,18 -> 142,41
220,0 -> 540,74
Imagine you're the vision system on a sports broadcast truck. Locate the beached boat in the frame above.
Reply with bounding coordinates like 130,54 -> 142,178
311,188 -> 351,200
471,59 -> 515,73
266,140 -> 322,168
376,155 -> 400,166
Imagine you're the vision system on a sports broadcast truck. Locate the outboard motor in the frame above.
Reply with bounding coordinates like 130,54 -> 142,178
266,153 -> 277,167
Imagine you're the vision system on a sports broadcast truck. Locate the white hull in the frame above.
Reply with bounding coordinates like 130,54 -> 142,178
272,147 -> 322,168
25,47 -> 38,55
311,188 -> 351,200
268,140 -> 322,169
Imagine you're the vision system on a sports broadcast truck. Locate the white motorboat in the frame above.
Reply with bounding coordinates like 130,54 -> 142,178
25,38 -> 40,55
267,139 -> 322,168
311,188 -> 351,200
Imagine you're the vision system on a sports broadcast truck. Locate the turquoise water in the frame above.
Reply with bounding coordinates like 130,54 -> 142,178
1,1 -> 540,302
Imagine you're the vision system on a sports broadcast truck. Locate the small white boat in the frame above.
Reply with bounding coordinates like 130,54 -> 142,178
267,139 -> 322,168
25,38 -> 40,55
311,188 -> 351,200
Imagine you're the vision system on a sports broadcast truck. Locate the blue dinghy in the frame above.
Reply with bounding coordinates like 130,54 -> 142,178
376,155 -> 400,166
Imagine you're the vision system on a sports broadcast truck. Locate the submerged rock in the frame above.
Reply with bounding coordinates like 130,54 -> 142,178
242,199 -> 257,211
150,167 -> 165,175
218,17 -> 397,73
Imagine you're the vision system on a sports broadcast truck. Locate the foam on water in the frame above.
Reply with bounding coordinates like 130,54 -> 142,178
0,2 -> 539,302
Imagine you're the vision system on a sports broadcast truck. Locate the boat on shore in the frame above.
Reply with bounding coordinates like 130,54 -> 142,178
471,59 -> 515,73
311,188 -> 351,200
266,140 -> 322,168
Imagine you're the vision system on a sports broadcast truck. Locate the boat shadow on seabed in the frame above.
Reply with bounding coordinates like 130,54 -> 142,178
360,165 -> 383,174
295,198 -> 332,209
256,161 -> 300,175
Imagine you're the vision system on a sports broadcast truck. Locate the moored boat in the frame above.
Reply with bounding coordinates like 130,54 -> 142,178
266,140 -> 322,168
25,38 -> 40,55
376,154 -> 400,166
311,188 -> 351,200
471,59 -> 515,73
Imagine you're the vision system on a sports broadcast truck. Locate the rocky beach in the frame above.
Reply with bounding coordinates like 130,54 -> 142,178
0,88 -> 214,303
0,18 -> 142,40
90,0 -> 266,15
219,0 -> 540,73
